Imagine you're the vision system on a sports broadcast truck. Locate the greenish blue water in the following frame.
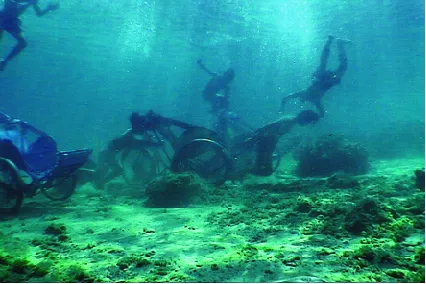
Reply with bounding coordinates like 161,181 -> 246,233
0,0 -> 424,158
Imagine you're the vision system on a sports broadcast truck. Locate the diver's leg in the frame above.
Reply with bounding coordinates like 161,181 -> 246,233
213,110 -> 229,142
316,35 -> 334,73
253,136 -> 278,176
1,32 -> 27,71
334,38 -> 349,79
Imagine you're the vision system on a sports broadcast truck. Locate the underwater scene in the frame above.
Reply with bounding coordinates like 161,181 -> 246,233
0,0 -> 425,282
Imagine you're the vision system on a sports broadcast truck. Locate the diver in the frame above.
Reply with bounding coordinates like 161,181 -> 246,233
108,111 -> 179,151
197,59 -> 235,114
93,112 -> 162,188
233,110 -> 320,176
280,35 -> 351,117
197,59 -> 236,142
0,0 -> 60,71
93,111 -> 181,188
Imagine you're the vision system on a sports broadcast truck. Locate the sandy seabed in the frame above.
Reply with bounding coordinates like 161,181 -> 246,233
0,157 -> 424,283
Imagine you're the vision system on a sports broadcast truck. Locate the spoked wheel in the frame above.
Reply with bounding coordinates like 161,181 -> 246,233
0,159 -> 24,214
119,148 -> 158,186
171,138 -> 232,185
40,175 -> 77,201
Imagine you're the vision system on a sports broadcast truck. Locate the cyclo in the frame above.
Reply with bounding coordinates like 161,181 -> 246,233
94,110 -> 232,187
0,113 -> 92,213
93,109 -> 319,187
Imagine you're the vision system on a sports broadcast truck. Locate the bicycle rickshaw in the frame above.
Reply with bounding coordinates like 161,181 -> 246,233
93,110 -> 288,187
0,113 -> 92,213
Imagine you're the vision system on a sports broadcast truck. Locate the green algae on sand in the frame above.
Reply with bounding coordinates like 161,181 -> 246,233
0,158 -> 424,282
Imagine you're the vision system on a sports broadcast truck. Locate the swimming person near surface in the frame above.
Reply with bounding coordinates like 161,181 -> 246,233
0,0 -> 59,71
280,35 -> 351,117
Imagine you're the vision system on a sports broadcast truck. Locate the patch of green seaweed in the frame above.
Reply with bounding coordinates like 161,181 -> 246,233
0,250 -> 49,282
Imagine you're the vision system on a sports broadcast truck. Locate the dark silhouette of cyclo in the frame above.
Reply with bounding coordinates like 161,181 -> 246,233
0,113 -> 92,213
93,110 -> 319,187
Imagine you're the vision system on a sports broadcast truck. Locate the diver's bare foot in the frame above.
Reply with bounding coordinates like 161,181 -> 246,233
336,38 -> 352,45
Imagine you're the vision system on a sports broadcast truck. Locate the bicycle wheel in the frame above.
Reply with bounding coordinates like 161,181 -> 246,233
40,175 -> 76,201
119,148 -> 157,185
0,159 -> 24,213
171,139 -> 232,185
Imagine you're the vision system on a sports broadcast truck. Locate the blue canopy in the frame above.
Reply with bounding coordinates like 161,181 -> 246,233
0,112 -> 58,180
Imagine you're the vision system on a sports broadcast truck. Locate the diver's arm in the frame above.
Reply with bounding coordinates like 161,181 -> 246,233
33,1 -> 59,16
250,116 -> 296,145
316,35 -> 334,73
197,60 -> 217,77
108,129 -> 133,152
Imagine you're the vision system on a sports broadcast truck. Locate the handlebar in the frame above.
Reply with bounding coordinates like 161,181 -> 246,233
132,110 -> 197,133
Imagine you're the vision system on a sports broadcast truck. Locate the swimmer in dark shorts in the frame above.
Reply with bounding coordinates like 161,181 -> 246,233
280,35 -> 351,117
0,0 -> 59,71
